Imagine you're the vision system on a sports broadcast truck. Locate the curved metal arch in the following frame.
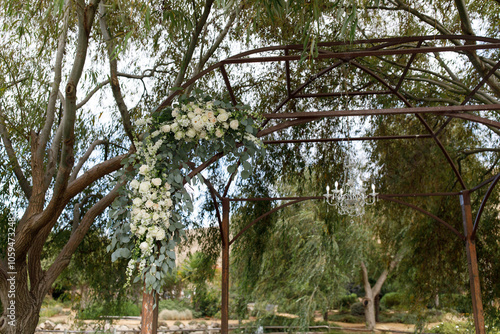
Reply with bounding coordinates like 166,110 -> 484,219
472,172 -> 500,239
377,195 -> 465,240
229,198 -> 309,246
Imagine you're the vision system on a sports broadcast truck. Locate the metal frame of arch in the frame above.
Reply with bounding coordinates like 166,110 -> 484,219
141,35 -> 500,334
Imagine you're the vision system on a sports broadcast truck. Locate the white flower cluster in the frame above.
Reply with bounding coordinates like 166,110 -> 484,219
128,136 -> 173,259
160,101 -> 243,140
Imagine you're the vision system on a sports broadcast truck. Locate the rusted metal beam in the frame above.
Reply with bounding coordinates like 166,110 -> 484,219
471,172 -> 500,239
460,191 -> 486,334
263,135 -> 432,145
395,41 -> 423,92
261,104 -> 500,119
293,90 -> 390,98
221,43 -> 500,65
229,199 -> 307,245
221,198 -> 230,334
461,59 -> 500,105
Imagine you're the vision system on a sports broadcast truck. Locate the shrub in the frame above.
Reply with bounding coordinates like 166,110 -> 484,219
159,309 -> 194,320
338,294 -> 358,309
350,302 -> 365,316
380,292 -> 405,310
77,300 -> 140,319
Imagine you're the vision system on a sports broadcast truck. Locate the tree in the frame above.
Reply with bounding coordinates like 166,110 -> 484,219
0,0 -> 359,332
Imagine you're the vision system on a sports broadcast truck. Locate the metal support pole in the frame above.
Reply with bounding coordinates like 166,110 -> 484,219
221,198 -> 230,334
141,286 -> 158,334
460,191 -> 486,334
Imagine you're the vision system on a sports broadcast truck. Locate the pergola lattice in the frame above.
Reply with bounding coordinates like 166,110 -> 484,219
141,35 -> 500,334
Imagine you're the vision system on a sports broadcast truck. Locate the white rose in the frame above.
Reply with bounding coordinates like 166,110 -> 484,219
215,128 -> 223,138
199,131 -> 207,139
217,112 -> 229,122
230,119 -> 239,129
172,109 -> 179,117
130,179 -> 140,189
223,122 -> 229,129
206,111 -> 215,119
145,200 -> 154,208
186,128 -> 197,138
165,183 -> 171,190
194,107 -> 203,114
161,124 -> 171,133
139,165 -> 149,175
156,228 -> 166,240
153,203 -> 160,210
174,131 -> 184,140
165,198 -> 173,207
153,212 -> 160,221
151,178 -> 162,187
133,197 -> 143,206
139,241 -> 150,253
132,207 -> 141,216
201,115 -> 209,123
137,226 -> 146,235
187,112 -> 195,119
217,108 -> 226,114
139,181 -> 151,193
209,117 -> 217,124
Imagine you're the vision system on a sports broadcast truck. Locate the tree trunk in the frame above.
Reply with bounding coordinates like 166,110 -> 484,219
0,261 -> 45,334
363,297 -> 376,331
323,310 -> 328,322
375,294 -> 380,322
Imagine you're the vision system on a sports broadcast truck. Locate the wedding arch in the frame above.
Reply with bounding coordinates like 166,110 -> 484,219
133,35 -> 500,334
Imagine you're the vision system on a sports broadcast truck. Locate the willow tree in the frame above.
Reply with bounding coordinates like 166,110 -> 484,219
0,0 -> 362,333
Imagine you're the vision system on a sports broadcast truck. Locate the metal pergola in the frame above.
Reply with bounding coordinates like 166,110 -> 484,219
141,35 -> 500,334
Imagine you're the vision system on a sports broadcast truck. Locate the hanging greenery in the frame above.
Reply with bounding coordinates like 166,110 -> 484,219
108,91 -> 265,292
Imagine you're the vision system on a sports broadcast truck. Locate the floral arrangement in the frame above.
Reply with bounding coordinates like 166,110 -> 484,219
109,93 -> 264,292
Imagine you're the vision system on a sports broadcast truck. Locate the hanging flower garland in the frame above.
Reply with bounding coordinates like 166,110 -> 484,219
108,92 -> 264,292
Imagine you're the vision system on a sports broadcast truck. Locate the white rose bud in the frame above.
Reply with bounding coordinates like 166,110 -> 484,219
199,131 -> 207,139
174,131 -> 184,140
215,128 -> 223,138
152,178 -> 162,187
133,197 -> 143,206
230,119 -> 239,130
139,241 -> 150,253
161,124 -> 171,133
186,128 -> 197,138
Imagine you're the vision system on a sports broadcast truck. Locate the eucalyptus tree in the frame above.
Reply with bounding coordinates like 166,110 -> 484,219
0,0 -> 363,333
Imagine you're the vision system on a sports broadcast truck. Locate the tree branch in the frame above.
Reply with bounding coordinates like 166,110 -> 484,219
45,178 -> 125,287
37,0 -> 71,162
0,108 -> 32,198
99,1 -> 134,144
171,0 -> 215,90
69,139 -> 108,182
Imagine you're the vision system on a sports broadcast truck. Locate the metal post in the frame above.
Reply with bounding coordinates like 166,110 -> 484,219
221,198 -> 230,334
141,285 -> 158,334
460,191 -> 486,334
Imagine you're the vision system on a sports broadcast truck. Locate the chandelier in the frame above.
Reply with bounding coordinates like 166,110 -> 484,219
324,153 -> 378,216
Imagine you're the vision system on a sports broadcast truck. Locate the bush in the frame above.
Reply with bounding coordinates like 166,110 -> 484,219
159,309 -> 193,320
77,300 -> 141,319
159,299 -> 193,312
350,302 -> 365,316
338,294 -> 358,310
331,314 -> 364,323
380,292 -> 405,310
